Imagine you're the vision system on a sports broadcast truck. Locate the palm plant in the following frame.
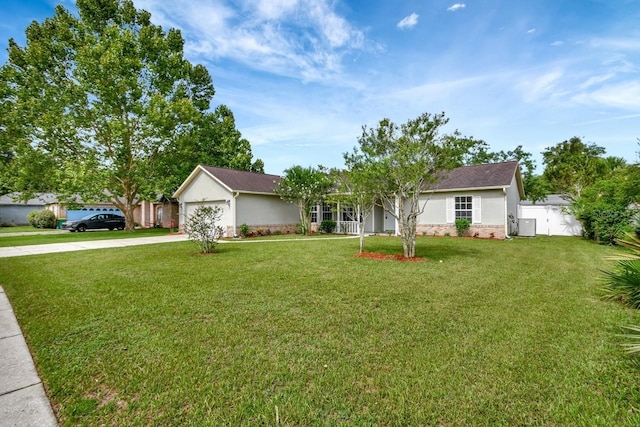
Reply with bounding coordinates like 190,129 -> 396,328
604,228 -> 640,353
620,325 -> 640,354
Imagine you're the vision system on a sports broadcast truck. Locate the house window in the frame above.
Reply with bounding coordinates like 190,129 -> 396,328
311,205 -> 318,223
322,203 -> 333,221
455,196 -> 473,221
342,207 -> 354,222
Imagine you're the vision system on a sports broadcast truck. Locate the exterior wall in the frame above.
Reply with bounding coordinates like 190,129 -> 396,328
505,176 -> 521,236
416,190 -> 507,239
177,171 -> 233,231
235,194 -> 299,235
236,194 -> 299,225
179,172 -> 232,205
156,201 -> 179,229
184,200 -> 234,236
0,205 -> 44,225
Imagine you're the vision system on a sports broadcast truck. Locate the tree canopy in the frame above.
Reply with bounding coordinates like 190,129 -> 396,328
347,112 -> 481,258
0,0 -> 260,230
274,165 -> 334,235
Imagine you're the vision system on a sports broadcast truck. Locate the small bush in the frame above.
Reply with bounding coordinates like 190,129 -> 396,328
27,209 -> 56,229
319,219 -> 336,233
184,205 -> 224,253
455,218 -> 470,237
273,229 -> 282,236
239,223 -> 250,238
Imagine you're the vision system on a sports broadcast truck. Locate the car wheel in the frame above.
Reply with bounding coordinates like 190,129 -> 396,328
117,225 -> 124,230
108,227 -> 114,231
77,224 -> 87,232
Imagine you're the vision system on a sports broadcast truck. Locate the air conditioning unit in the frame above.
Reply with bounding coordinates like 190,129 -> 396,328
517,218 -> 536,237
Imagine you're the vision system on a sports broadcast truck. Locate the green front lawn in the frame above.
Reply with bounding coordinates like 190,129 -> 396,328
0,227 -> 172,247
1,236 -> 639,425
0,225 -> 55,233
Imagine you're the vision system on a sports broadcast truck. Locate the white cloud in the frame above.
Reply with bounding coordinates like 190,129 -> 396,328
251,0 -> 298,20
579,73 -> 615,90
134,0 -> 367,85
447,3 -> 466,12
550,41 -> 563,46
527,28 -> 536,34
518,70 -> 564,102
573,81 -> 640,109
397,13 -> 419,30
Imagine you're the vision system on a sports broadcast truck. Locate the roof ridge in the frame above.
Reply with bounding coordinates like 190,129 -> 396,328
200,165 -> 281,178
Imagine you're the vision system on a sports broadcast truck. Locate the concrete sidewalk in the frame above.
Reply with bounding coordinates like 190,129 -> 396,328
0,287 -> 57,427
0,233 -> 189,258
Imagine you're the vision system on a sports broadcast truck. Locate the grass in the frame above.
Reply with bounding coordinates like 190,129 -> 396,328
0,225 -> 53,233
2,236 -> 640,425
0,227 -> 172,247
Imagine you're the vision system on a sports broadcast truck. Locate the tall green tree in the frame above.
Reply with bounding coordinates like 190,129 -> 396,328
542,137 -> 606,201
157,104 -> 263,195
274,165 -> 334,235
0,0 -> 258,230
350,112 -> 479,258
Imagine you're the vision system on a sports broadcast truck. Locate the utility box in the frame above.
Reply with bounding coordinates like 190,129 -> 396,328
518,218 -> 536,237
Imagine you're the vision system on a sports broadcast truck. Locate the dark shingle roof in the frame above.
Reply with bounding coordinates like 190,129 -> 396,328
201,166 -> 281,194
431,161 -> 519,191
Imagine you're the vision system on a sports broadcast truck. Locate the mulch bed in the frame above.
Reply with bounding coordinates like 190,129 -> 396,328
355,252 -> 425,262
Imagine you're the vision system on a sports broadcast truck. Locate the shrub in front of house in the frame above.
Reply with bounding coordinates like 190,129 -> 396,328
27,209 -> 57,229
319,219 -> 336,233
184,205 -> 224,254
455,218 -> 470,237
239,223 -> 250,238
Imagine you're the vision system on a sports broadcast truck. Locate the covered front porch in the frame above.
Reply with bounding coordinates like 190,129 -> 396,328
311,202 -> 397,235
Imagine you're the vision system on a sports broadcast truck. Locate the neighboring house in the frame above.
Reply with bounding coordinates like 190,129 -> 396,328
2,193 -> 177,229
51,196 -> 179,229
173,165 -> 300,237
175,161 -> 524,240
0,193 -> 57,225
519,194 -> 582,236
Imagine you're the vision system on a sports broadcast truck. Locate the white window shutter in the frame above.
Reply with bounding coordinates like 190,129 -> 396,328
472,195 -> 481,223
446,197 -> 454,223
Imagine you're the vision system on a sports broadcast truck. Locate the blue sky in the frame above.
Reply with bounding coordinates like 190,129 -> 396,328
1,0 -> 639,175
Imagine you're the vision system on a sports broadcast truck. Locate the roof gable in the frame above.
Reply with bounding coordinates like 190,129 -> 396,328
430,161 -> 523,194
200,166 -> 281,194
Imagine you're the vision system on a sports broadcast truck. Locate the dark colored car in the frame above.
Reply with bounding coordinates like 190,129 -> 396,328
61,213 -> 126,232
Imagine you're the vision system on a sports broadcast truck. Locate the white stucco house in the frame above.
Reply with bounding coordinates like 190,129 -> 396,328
172,165 -> 300,237
174,161 -> 524,239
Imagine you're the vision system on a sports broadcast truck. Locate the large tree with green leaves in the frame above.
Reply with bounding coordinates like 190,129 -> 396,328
349,112 -> 480,258
274,165 -> 334,235
0,0 -> 258,230
542,137 -> 606,201
156,104 -> 264,195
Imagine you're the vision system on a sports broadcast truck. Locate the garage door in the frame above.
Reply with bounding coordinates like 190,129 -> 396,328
184,201 -> 232,237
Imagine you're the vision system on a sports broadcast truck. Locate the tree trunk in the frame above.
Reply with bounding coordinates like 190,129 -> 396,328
112,198 -> 137,232
298,201 -> 310,235
122,203 -> 136,232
